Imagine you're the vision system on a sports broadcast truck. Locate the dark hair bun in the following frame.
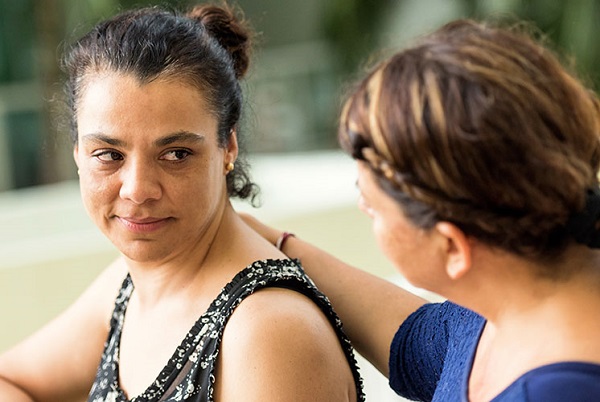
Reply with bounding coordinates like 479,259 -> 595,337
188,4 -> 252,79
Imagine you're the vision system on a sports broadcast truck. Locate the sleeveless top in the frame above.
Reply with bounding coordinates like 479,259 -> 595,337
88,259 -> 365,402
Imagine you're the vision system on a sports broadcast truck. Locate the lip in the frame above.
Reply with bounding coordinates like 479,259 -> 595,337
116,216 -> 171,234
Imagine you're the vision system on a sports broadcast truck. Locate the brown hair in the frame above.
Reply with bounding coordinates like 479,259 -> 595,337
340,19 -> 600,259
62,2 -> 258,201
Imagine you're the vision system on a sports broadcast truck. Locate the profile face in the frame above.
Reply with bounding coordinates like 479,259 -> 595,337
356,162 -> 442,290
73,72 -> 236,263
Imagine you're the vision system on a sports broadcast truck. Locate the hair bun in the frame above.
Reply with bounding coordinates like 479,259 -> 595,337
187,4 -> 252,79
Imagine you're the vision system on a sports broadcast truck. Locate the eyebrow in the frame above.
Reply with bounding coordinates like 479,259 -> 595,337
154,131 -> 205,147
80,131 -> 205,147
81,133 -> 125,146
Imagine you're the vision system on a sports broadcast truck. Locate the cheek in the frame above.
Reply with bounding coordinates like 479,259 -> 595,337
171,168 -> 222,210
372,215 -> 401,260
371,215 -> 422,276
79,173 -> 116,210
358,196 -> 376,218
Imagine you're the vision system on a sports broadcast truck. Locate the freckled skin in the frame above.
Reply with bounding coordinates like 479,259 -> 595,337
74,72 -> 231,265
356,162 -> 442,289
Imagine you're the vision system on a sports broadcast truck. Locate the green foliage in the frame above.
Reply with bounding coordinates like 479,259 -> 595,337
323,0 -> 600,87
1,0 -> 599,189
0,0 -> 36,82
322,0 -> 392,74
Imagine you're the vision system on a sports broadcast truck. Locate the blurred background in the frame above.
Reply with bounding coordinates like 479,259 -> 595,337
0,0 -> 599,400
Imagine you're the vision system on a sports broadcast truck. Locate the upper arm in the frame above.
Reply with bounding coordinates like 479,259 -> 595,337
0,258 -> 127,402
215,287 -> 357,402
389,302 -> 450,400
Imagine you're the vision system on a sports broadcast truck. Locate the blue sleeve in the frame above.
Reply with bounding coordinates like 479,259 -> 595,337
388,302 -> 451,401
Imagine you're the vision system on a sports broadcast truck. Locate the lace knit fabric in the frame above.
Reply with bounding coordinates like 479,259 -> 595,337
389,301 -> 600,401
88,259 -> 364,402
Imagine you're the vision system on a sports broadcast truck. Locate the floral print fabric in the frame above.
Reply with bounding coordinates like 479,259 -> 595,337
88,259 -> 365,402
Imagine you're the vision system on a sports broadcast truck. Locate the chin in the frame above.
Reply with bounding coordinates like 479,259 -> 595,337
114,241 -> 170,264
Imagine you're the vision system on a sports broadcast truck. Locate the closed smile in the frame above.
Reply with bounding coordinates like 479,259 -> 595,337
116,216 -> 172,234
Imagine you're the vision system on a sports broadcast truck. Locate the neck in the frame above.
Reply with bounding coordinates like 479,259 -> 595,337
124,201 -> 238,308
464,245 -> 600,401
445,244 -> 600,322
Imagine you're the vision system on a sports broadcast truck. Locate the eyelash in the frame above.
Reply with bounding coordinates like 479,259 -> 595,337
160,149 -> 192,162
92,150 -> 123,162
90,149 -> 193,163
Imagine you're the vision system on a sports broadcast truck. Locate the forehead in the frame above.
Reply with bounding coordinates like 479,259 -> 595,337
76,72 -> 218,140
357,161 -> 398,204
356,162 -> 380,195
78,72 -> 209,111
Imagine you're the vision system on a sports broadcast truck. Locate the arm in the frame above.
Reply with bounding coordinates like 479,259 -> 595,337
0,258 -> 127,402
240,214 -> 427,376
215,287 -> 358,401
0,382 -> 34,402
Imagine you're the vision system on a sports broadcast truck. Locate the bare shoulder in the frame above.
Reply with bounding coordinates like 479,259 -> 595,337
82,256 -> 128,318
214,287 -> 358,402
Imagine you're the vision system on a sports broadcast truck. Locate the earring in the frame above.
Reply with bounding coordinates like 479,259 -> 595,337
226,162 -> 235,172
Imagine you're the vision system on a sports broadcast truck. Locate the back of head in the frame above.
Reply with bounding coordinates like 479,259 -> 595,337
63,2 -> 257,201
340,19 -> 600,260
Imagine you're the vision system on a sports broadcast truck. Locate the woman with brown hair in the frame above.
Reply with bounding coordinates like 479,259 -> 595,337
245,19 -> 600,401
0,3 -> 364,401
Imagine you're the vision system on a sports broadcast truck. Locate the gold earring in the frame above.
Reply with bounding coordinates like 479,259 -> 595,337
226,162 -> 234,172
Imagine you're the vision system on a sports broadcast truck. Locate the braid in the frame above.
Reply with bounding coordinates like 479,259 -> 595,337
338,19 -> 600,260
361,146 -> 571,257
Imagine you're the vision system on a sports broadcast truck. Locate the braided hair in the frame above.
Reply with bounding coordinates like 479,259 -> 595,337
339,19 -> 600,261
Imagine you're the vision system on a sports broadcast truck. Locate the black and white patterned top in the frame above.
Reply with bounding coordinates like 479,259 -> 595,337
88,259 -> 365,402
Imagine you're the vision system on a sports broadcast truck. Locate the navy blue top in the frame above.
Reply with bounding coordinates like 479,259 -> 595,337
389,301 -> 600,401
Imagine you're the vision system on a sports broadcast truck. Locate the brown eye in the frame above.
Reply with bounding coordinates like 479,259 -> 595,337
94,151 -> 123,162
161,149 -> 191,161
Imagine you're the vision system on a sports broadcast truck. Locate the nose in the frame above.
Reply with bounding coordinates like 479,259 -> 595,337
119,158 -> 162,204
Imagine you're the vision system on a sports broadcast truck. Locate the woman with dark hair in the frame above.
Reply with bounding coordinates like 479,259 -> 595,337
244,19 -> 600,401
0,4 -> 364,401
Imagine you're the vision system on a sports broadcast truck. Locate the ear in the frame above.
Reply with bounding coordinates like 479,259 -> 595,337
73,146 -> 80,168
434,221 -> 472,280
226,129 -> 239,163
